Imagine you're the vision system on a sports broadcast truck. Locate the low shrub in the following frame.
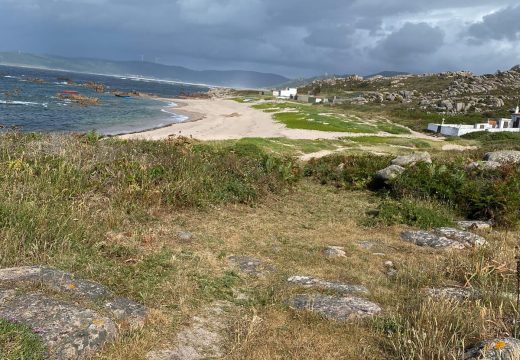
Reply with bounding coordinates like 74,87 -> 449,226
304,154 -> 392,190
363,198 -> 456,229
391,162 -> 520,228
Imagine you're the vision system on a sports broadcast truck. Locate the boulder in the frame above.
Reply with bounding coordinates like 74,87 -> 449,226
464,338 -> 520,360
287,294 -> 381,321
484,151 -> 520,165
287,276 -> 369,294
391,152 -> 432,167
375,165 -> 405,182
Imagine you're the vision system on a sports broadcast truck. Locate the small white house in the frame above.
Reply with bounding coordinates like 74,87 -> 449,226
428,107 -> 520,136
273,88 -> 298,99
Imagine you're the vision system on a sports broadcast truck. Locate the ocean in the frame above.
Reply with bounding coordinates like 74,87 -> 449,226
0,65 -> 208,135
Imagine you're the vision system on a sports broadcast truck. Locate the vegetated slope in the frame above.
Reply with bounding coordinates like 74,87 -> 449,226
0,52 -> 290,88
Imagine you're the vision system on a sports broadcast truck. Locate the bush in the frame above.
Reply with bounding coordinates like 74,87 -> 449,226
304,154 -> 392,190
364,198 -> 456,229
390,162 -> 520,228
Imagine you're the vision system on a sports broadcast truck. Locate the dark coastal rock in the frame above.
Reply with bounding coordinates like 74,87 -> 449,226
323,246 -> 346,258
457,220 -> 492,231
484,151 -> 520,165
227,256 -> 275,277
287,276 -> 369,294
426,287 -> 478,300
0,266 -> 147,330
288,294 -> 381,321
147,301 -> 237,360
401,228 -> 487,249
391,152 -> 432,167
464,338 -> 520,360
375,165 -> 405,182
0,290 -> 117,360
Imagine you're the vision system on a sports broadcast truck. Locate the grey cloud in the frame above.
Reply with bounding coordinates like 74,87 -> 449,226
373,22 -> 445,62
0,0 -> 519,77
467,5 -> 520,42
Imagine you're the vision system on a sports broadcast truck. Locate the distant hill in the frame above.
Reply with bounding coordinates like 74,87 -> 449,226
365,71 -> 411,79
0,52 -> 290,89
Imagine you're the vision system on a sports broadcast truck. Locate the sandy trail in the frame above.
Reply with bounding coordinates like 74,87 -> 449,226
120,98 -> 441,141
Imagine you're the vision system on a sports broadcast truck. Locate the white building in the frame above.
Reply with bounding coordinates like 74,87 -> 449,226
428,107 -> 520,136
273,88 -> 298,99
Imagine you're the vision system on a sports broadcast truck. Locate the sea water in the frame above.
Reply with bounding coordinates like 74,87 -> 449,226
0,65 -> 208,135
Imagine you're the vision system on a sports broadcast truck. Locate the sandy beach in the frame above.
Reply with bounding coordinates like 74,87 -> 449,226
119,98 -> 437,141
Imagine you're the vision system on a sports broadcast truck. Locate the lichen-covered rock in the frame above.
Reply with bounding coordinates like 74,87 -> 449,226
0,266 -> 147,330
323,246 -> 346,258
146,301 -> 237,360
288,294 -> 381,321
433,228 -> 487,247
401,230 -> 465,249
457,220 -> 492,231
0,290 -> 117,360
464,338 -> 520,360
484,151 -> 520,165
287,276 -> 368,294
227,256 -> 275,277
391,152 -> 432,167
401,228 -> 487,249
426,287 -> 478,300
375,165 -> 405,182
177,231 -> 194,242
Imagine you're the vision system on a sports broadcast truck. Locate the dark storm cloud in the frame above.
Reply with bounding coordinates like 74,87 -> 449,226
373,23 -> 445,61
0,0 -> 519,77
467,5 -> 520,42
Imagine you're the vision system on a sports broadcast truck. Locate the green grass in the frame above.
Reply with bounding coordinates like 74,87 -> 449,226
252,102 -> 411,134
0,319 -> 47,360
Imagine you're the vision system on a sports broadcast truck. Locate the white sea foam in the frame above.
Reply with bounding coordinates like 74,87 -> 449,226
0,100 -> 45,106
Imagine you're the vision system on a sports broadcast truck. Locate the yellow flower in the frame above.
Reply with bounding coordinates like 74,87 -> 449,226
495,341 -> 507,350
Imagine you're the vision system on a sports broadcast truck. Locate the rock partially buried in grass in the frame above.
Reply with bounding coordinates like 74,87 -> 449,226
401,230 -> 465,249
426,287 -> 478,300
401,228 -> 486,249
288,294 -> 381,321
464,337 -> 520,360
375,165 -> 405,182
0,290 -> 117,360
227,256 -> 275,277
323,246 -> 346,258
176,231 -> 194,242
147,301 -> 238,360
0,266 -> 147,330
484,150 -> 520,165
287,276 -> 369,294
457,220 -> 492,231
391,152 -> 432,167
433,228 -> 487,247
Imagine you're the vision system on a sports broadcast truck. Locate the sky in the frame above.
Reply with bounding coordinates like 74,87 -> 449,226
1,0 -> 520,78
